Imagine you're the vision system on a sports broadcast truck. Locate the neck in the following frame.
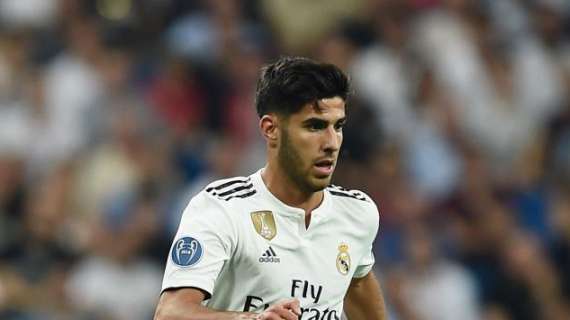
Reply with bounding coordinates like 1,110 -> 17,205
261,163 -> 323,214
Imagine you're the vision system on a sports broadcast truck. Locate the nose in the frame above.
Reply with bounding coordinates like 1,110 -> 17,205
322,126 -> 341,154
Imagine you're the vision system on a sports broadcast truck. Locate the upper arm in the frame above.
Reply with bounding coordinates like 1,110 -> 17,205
347,270 -> 376,294
345,271 -> 375,307
344,272 -> 386,320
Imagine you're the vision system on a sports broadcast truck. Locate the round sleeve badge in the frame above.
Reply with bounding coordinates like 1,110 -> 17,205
171,236 -> 203,267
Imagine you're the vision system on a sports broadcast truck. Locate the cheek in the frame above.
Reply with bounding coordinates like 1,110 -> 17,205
287,136 -> 314,166
296,134 -> 319,156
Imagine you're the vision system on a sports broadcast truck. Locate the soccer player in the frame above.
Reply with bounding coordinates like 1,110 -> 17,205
154,57 -> 386,320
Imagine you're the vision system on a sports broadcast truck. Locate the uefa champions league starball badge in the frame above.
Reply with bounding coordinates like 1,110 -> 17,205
336,243 -> 351,275
171,236 -> 203,267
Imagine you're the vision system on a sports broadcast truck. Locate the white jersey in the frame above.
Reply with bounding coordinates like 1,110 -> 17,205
162,169 -> 380,319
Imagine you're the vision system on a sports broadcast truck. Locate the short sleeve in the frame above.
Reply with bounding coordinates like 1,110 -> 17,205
353,201 -> 380,279
353,248 -> 375,278
161,192 -> 236,296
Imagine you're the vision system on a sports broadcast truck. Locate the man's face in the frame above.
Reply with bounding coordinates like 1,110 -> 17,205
278,97 -> 346,193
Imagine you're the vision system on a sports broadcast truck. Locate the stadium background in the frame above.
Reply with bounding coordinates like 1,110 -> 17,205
0,0 -> 569,319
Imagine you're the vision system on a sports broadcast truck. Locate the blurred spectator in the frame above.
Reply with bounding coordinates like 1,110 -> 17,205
73,105 -> 147,221
386,223 -> 480,320
493,231 -> 563,320
66,186 -> 162,320
351,1 -> 416,140
261,0 -> 367,53
0,0 -> 59,30
0,165 -> 78,319
549,189 -> 570,301
401,68 -> 462,201
35,16 -> 104,174
413,0 -> 564,178
147,56 -> 206,136
0,153 -> 26,262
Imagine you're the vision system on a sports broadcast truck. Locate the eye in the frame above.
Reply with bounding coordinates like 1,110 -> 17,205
334,120 -> 346,132
305,120 -> 327,131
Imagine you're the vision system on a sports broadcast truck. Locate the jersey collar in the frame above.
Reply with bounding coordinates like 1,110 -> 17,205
251,168 -> 331,219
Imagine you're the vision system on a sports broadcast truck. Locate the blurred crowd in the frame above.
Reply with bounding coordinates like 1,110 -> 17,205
0,0 -> 569,319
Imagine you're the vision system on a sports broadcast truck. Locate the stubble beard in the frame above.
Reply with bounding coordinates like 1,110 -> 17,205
278,128 -> 329,193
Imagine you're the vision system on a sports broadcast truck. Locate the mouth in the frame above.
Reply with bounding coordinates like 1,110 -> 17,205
313,159 -> 335,177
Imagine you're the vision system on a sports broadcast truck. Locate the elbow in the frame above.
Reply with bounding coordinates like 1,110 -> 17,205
153,304 -> 177,320
153,306 -> 167,320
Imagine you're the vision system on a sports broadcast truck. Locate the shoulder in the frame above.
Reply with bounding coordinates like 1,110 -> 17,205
180,175 -> 256,214
194,175 -> 257,203
178,176 -> 256,235
326,184 -> 374,205
326,184 -> 380,222
182,175 -> 257,218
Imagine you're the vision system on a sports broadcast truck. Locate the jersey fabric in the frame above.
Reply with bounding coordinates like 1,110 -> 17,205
161,169 -> 380,319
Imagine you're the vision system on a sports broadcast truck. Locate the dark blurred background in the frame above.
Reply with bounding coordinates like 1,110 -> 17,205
0,0 -> 569,319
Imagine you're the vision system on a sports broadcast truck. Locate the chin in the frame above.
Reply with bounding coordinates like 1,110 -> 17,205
307,176 -> 332,192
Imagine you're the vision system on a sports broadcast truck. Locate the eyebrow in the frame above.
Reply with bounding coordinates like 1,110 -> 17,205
302,117 -> 326,124
301,117 -> 347,126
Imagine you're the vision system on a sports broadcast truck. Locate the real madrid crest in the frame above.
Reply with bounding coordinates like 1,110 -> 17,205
336,243 -> 351,275
250,210 -> 277,241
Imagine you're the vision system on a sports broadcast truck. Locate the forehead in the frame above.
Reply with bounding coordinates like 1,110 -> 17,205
293,96 -> 346,120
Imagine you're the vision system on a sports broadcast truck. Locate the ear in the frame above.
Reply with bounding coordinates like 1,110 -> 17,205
259,114 -> 279,148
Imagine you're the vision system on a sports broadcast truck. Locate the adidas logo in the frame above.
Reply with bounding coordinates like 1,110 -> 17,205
259,246 -> 280,263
